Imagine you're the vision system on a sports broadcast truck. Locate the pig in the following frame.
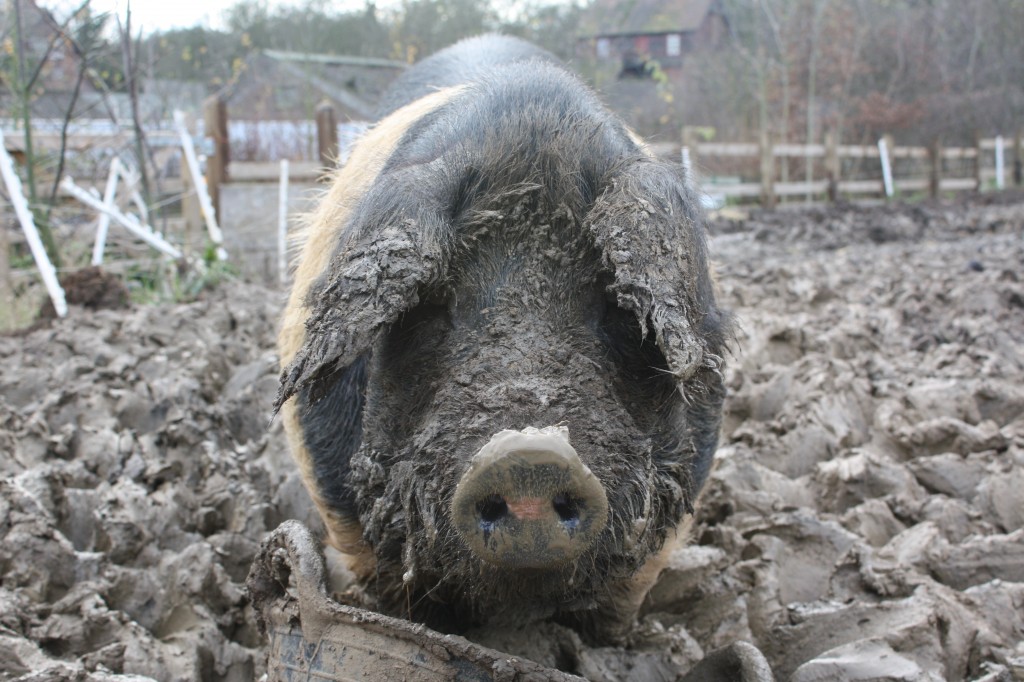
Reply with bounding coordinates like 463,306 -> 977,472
275,35 -> 732,643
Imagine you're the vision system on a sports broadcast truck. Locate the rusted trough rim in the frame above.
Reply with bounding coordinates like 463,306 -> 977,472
246,520 -> 587,681
247,521 -> 774,682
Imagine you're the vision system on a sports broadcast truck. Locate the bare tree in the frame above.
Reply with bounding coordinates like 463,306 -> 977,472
5,0 -> 96,267
118,3 -> 152,205
45,4 -> 110,223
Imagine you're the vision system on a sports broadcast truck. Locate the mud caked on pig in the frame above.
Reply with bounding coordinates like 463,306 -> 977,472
275,34 -> 732,642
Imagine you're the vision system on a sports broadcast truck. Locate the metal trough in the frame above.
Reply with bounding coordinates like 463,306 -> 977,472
247,521 -> 774,682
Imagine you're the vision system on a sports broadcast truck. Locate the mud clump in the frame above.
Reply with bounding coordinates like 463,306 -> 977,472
2,194 -> 1024,680
38,266 -> 131,320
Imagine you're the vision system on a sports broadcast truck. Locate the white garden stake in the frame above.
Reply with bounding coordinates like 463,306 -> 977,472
0,129 -> 67,317
61,176 -> 182,259
174,110 -> 227,260
92,159 -> 153,265
278,159 -> 289,287
92,157 -> 121,265
119,162 -> 150,226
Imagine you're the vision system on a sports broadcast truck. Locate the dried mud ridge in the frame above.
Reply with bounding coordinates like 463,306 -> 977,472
2,195 -> 1023,681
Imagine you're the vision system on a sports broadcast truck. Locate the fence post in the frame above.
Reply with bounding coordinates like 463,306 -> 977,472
175,110 -> 227,260
316,101 -> 339,168
682,126 -> 701,176
203,95 -> 228,220
278,159 -> 289,288
760,129 -> 775,209
995,135 -> 1005,190
825,130 -> 840,202
0,213 -> 9,310
181,145 -> 203,249
928,137 -> 942,199
1014,130 -> 1022,187
974,133 -> 984,191
879,134 -> 895,198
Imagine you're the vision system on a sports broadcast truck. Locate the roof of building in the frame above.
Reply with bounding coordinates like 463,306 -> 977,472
580,0 -> 715,38
218,50 -> 404,121
263,50 -> 407,70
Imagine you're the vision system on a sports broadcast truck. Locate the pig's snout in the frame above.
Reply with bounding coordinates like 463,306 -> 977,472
451,426 -> 608,570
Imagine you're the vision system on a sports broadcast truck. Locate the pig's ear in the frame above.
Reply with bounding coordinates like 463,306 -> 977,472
275,193 -> 449,413
587,160 -> 730,381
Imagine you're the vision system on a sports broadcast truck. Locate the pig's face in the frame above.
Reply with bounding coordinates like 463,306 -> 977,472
276,62 -> 731,641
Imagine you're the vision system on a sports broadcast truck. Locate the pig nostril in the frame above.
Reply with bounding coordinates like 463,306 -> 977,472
552,492 -> 580,527
452,428 -> 610,568
477,494 -> 508,525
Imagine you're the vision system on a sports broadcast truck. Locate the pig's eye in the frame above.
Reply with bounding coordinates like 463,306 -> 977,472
596,301 -> 677,429
387,302 -> 452,355
598,299 -> 672,383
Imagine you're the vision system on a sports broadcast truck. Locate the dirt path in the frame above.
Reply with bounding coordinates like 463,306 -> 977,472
1,195 -> 1021,680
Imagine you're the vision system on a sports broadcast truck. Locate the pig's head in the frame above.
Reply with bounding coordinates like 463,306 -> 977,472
276,65 -> 731,641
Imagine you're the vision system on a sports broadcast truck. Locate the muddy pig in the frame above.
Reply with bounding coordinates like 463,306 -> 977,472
275,35 -> 731,642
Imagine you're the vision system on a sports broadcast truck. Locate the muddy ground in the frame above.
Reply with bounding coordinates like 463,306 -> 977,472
1,194 -> 1022,681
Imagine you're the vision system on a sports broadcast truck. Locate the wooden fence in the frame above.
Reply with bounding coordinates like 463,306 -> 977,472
6,105 -> 1024,298
682,128 -> 1023,207
7,103 -> 1023,214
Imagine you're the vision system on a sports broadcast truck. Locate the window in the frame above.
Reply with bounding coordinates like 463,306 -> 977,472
597,38 -> 611,59
666,34 -> 682,57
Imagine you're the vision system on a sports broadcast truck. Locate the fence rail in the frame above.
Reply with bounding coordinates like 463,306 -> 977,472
683,128 -> 1023,207
6,114 -> 1022,215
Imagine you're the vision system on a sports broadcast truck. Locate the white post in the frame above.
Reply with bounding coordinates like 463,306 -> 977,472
61,176 -> 183,259
130,188 -> 149,225
878,137 -> 894,198
118,162 -> 150,225
995,135 -> 1005,190
681,146 -> 692,176
278,159 -> 289,288
92,157 -> 121,266
0,130 -> 67,317
173,110 -> 227,261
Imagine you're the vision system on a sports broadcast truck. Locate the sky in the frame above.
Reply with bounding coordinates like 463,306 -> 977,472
84,0 -> 392,33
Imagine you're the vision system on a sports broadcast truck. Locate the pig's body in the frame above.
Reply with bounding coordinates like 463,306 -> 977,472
277,35 -> 731,642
